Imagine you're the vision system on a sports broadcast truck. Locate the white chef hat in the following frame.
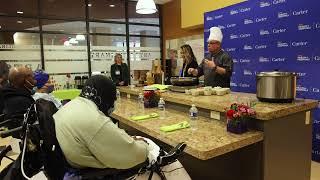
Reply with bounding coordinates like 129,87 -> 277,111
207,26 -> 223,43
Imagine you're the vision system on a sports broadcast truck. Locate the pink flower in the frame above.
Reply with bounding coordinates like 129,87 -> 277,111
247,108 -> 256,116
233,112 -> 241,118
239,107 -> 247,113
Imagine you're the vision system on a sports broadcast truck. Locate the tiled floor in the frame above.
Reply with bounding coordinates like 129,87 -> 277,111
311,161 -> 320,180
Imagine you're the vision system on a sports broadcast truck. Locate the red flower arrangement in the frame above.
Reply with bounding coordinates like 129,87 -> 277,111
225,103 -> 256,134
143,90 -> 160,108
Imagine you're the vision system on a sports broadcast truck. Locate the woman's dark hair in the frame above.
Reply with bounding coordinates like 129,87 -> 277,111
80,75 -> 116,115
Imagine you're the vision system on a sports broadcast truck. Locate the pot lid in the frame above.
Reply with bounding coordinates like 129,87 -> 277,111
257,71 -> 296,77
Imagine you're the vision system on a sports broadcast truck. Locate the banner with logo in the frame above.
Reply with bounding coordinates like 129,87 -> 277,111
204,0 -> 320,161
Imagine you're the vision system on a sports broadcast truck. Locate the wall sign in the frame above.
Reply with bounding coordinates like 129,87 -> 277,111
204,0 -> 320,161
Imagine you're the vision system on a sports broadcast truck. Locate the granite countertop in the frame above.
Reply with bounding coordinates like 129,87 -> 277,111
111,98 -> 263,160
118,87 -> 318,120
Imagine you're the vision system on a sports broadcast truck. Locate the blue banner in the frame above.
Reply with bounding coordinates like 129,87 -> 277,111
204,0 -> 320,161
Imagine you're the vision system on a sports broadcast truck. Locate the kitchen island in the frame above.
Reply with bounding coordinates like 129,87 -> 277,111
113,86 -> 318,180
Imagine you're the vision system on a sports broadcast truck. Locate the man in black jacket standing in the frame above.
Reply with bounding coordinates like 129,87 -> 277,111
2,67 -> 37,128
188,27 -> 233,87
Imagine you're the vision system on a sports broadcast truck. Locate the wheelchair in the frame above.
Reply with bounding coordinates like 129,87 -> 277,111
0,99 -> 187,180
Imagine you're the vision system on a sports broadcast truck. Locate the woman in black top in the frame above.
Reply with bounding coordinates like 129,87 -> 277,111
180,44 -> 198,77
110,53 -> 130,86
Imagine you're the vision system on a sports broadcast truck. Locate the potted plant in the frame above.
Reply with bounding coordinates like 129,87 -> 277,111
225,103 -> 256,134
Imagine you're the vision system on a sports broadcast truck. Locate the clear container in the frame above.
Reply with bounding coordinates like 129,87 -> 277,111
138,93 -> 144,111
158,98 -> 166,119
116,89 -> 121,101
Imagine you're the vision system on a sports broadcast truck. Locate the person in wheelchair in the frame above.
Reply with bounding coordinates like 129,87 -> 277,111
0,61 -> 10,115
1,67 -> 36,129
54,75 -> 191,179
33,70 -> 62,109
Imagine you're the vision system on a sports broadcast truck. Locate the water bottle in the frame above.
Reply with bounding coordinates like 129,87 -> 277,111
116,89 -> 121,101
158,98 -> 166,119
189,104 -> 198,130
138,93 -> 144,111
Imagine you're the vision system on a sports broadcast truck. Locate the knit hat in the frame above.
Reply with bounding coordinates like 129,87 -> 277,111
34,70 -> 49,89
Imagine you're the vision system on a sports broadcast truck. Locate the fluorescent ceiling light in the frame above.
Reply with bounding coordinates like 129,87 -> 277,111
109,4 -> 115,7
17,21 -> 23,24
136,0 -> 157,14
17,11 -> 24,14
76,34 -> 86,41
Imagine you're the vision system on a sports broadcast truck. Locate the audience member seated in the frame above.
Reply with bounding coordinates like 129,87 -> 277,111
33,70 -> 62,109
54,75 -> 190,179
2,67 -> 36,128
0,61 -> 9,114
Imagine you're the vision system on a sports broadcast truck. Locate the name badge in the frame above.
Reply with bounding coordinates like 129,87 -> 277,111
115,70 -> 120,75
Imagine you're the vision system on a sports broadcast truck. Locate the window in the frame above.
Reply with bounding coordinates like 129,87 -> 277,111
90,35 -> 126,76
0,0 -> 162,87
42,20 -> 86,34
89,22 -> 126,35
129,25 -> 160,36
0,32 -> 41,71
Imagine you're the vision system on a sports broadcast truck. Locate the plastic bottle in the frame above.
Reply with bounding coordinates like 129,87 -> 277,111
116,89 -> 121,101
138,93 -> 144,111
189,104 -> 198,130
158,98 -> 166,119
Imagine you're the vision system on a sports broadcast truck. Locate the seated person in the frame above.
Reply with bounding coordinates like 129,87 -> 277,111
2,67 -> 36,125
54,75 -> 190,179
110,53 -> 129,86
0,61 -> 9,88
0,61 -> 9,114
33,70 -> 62,109
54,75 -> 148,169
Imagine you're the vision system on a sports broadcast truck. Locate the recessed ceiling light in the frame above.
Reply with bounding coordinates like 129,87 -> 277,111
17,21 -> 23,24
17,11 -> 23,14
88,3 -> 92,7
109,4 -> 115,7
